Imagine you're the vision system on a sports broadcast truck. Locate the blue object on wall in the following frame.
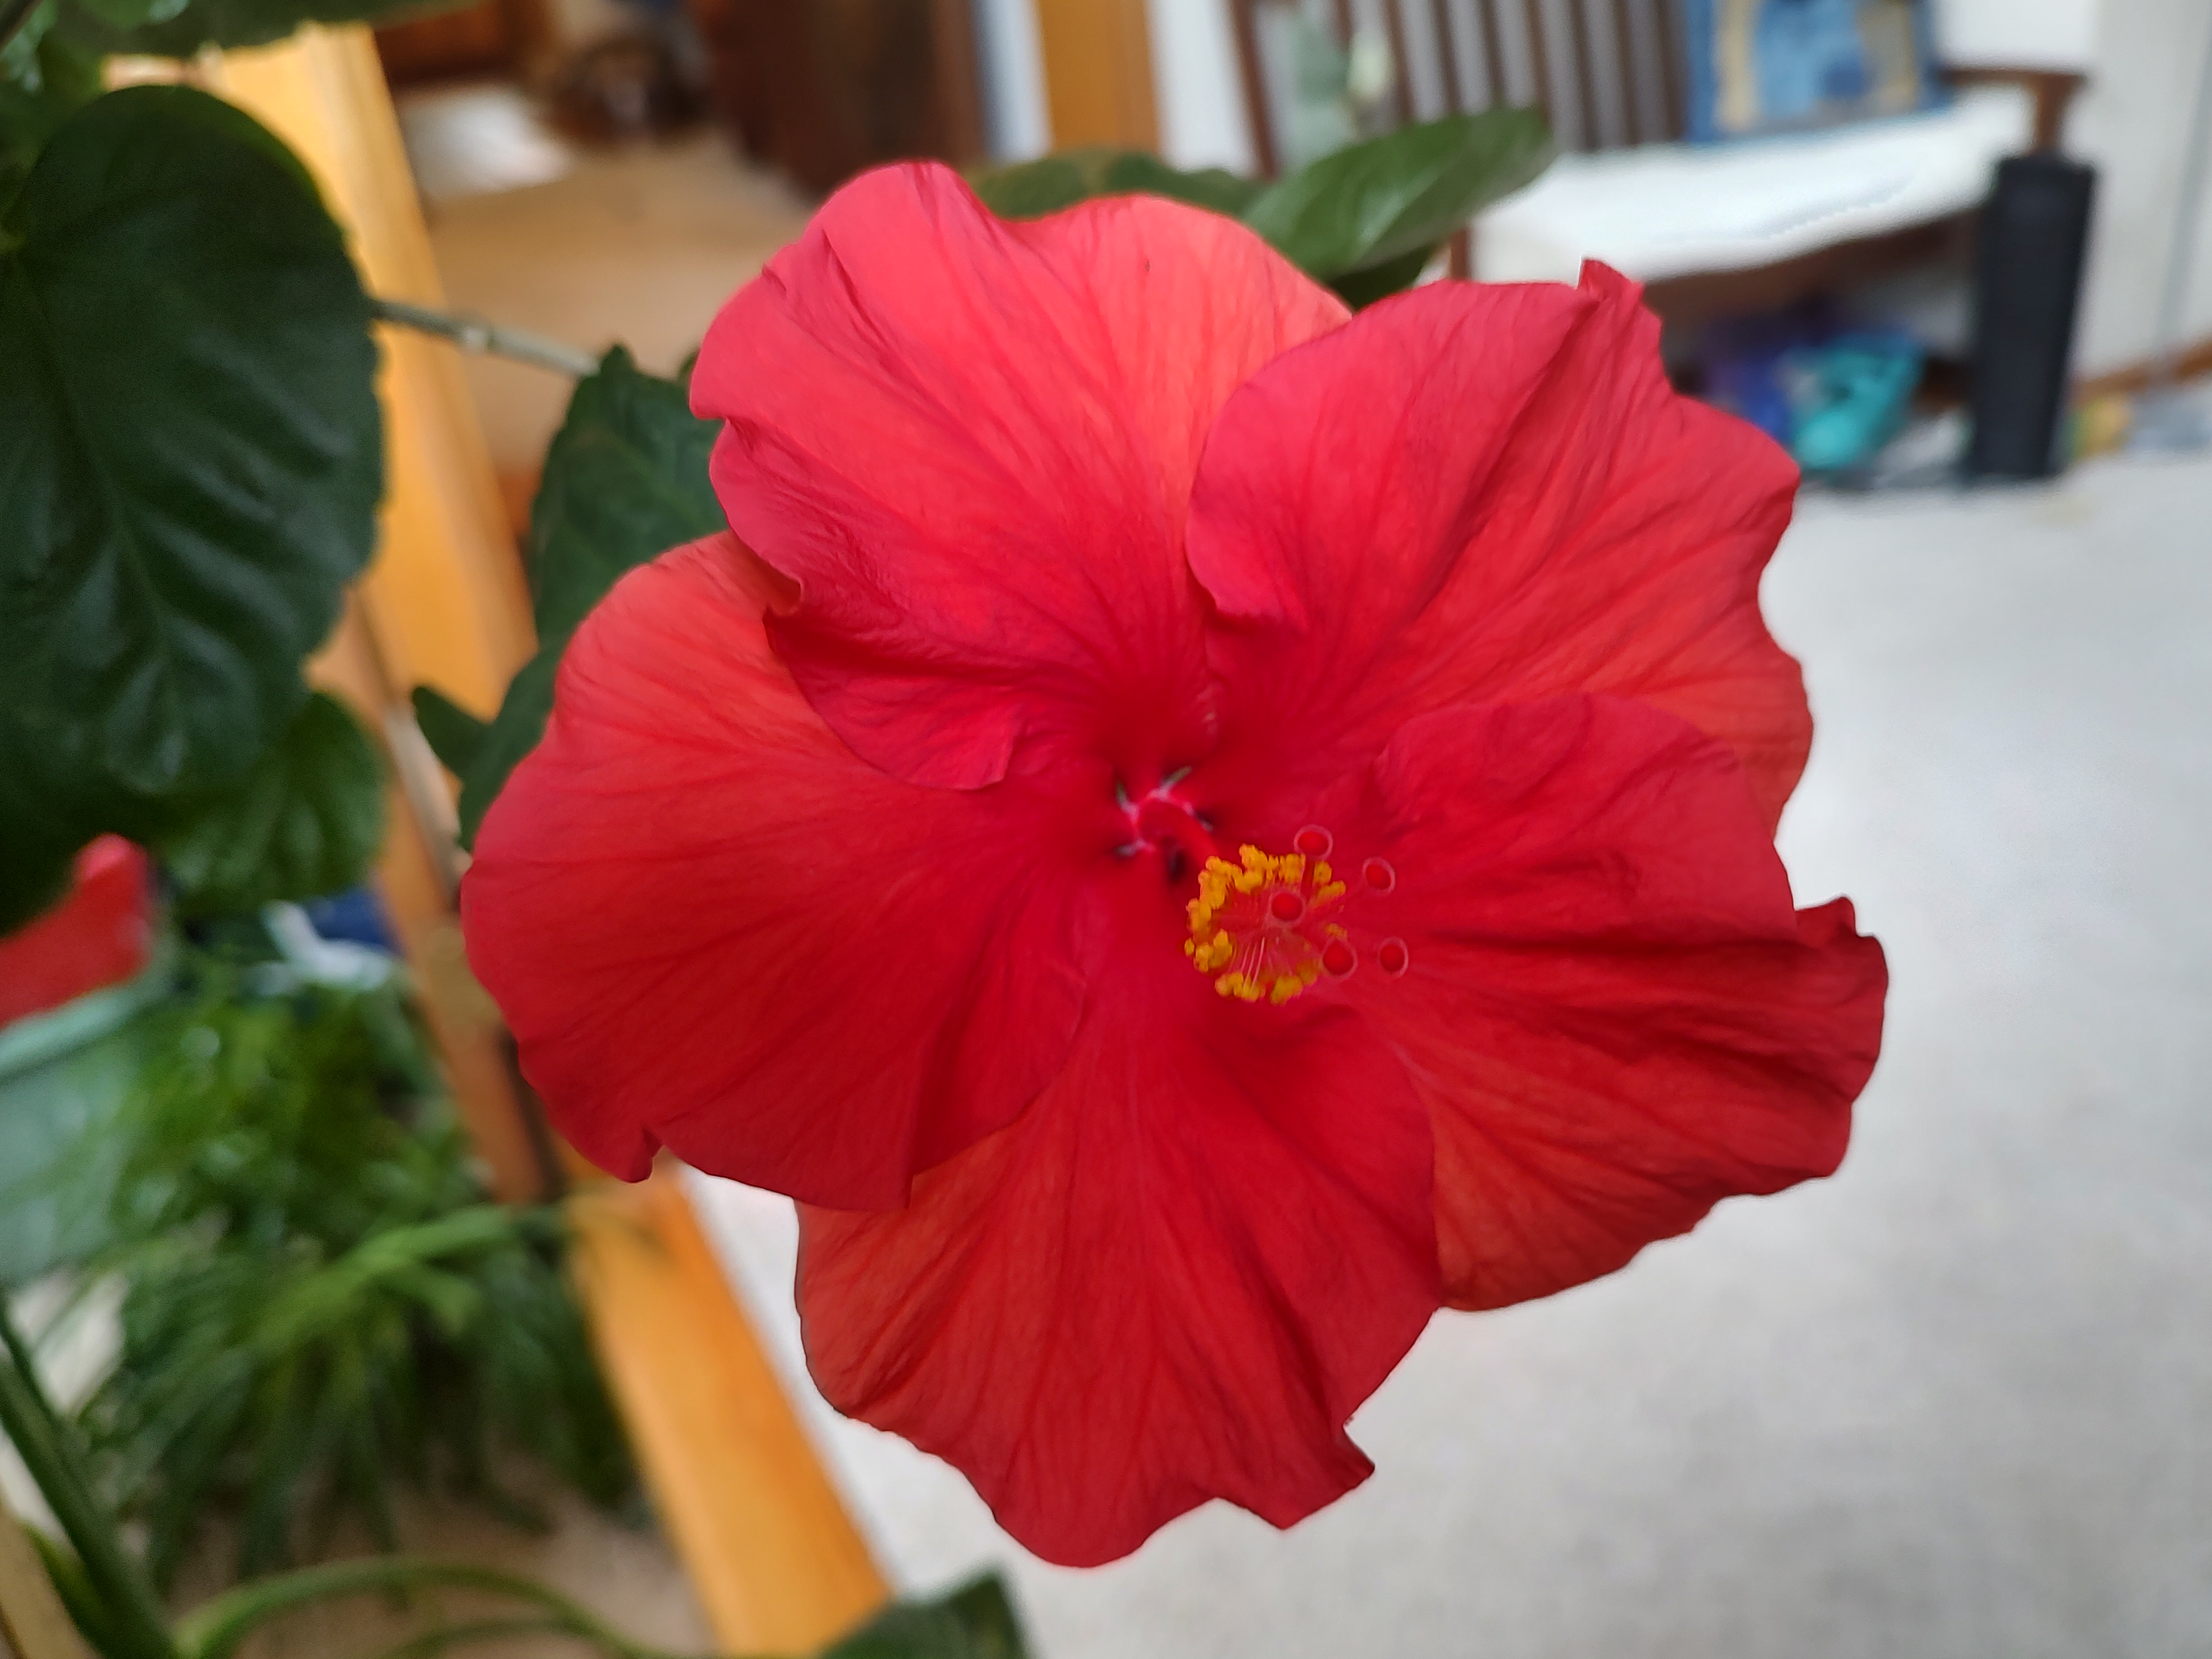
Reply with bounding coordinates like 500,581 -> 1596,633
1683,0 -> 1943,144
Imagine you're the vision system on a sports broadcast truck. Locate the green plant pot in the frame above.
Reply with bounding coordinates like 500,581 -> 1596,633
0,956 -> 169,1287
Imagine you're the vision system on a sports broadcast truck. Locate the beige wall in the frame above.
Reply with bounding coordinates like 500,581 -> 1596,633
2068,0 -> 2212,375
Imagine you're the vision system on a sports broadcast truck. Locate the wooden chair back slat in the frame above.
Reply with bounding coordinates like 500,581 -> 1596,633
1430,0 -> 1464,109
1475,0 -> 1509,108
1229,0 -> 1281,175
1566,0 -> 1602,149
1380,0 -> 1416,122
1519,0 -> 1554,129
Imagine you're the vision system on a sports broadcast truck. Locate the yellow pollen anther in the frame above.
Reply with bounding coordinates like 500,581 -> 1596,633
1182,841 -> 1354,1004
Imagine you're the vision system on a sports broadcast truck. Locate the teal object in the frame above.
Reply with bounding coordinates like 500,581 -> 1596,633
0,954 -> 169,1286
1786,333 -> 1925,472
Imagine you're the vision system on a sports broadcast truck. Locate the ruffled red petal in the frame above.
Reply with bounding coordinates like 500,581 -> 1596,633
1302,696 -> 1885,1308
794,873 -> 1438,1566
692,162 -> 1347,790
461,535 -> 1095,1207
1188,263 -> 1811,831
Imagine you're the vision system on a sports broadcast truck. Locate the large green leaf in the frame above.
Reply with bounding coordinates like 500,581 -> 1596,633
452,650 -> 555,851
0,724 -> 83,933
1241,107 -> 1555,282
969,146 -> 1264,221
419,347 -> 722,849
526,345 -> 721,643
966,117 -> 1548,309
149,691 -> 387,916
409,685 -> 489,782
0,86 -> 380,822
823,1574 -> 1030,1659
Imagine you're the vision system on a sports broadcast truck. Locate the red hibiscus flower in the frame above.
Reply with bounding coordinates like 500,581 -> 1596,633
461,164 -> 1886,1567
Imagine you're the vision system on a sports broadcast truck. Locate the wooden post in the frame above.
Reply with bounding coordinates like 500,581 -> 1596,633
199,27 -> 538,722
1032,0 -> 1159,149
570,1172 -> 890,1651
198,27 -> 894,1650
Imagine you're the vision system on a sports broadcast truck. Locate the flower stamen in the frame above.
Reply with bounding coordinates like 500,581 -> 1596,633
1183,843 -> 1350,1004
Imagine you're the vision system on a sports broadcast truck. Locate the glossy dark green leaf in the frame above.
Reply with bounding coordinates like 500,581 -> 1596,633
0,740 -> 81,934
0,23 -> 101,196
426,347 -> 722,849
966,153 -> 1090,218
0,86 -> 381,817
969,147 -> 1264,222
1241,107 -> 1554,280
409,685 -> 490,783
1328,241 -> 1437,308
821,1573 -> 1029,1659
453,650 -> 557,851
70,0 -> 189,32
526,345 -> 722,643
1096,149 -> 1264,217
150,691 -> 387,916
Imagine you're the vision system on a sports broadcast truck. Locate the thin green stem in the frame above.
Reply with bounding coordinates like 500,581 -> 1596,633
372,298 -> 598,378
0,1303 -> 176,1659
367,1615 -> 579,1659
174,1556 -> 728,1659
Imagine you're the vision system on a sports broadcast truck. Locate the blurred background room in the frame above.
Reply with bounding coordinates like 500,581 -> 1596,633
3,1 -> 2209,1657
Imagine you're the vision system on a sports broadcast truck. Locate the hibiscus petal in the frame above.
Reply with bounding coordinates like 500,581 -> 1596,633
1312,696 -> 1885,1310
693,162 -> 1348,790
795,886 -> 1439,1566
1188,263 -> 1811,830
461,535 -> 1094,1207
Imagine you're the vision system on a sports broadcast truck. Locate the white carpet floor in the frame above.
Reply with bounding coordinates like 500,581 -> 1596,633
689,449 -> 2212,1659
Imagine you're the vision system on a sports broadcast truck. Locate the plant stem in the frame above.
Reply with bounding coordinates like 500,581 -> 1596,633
0,0 -> 41,61
0,1303 -> 177,1659
174,1556 -> 724,1659
372,298 -> 599,378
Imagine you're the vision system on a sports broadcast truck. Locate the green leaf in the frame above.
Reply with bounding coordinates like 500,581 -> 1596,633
149,691 -> 386,917
1327,242 -> 1436,308
0,747 -> 80,932
54,0 -> 466,56
1095,150 -> 1263,217
966,153 -> 1089,218
823,1574 -> 1030,1659
526,345 -> 721,643
452,649 -> 555,851
0,86 -> 380,819
0,20 -> 100,196
968,147 -> 1264,222
425,345 -> 722,849
1241,107 -> 1554,281
409,685 -> 489,781
69,0 -> 189,30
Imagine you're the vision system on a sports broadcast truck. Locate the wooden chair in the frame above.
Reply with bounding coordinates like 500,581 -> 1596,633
1227,0 -> 2081,327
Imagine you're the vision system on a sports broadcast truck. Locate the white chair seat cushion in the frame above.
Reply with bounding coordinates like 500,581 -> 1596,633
1473,85 -> 2034,285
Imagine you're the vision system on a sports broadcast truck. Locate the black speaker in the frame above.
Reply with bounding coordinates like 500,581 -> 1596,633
1966,153 -> 2098,479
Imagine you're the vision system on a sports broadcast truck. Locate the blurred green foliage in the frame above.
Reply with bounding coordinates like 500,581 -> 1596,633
65,945 -> 632,1588
969,108 -> 1556,307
